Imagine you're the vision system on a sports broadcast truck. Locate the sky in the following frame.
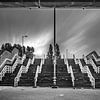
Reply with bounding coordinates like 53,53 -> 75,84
0,8 -> 100,57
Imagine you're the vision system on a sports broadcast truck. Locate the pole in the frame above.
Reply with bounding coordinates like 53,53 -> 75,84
22,36 -> 24,57
53,7 -> 57,88
54,7 -> 56,49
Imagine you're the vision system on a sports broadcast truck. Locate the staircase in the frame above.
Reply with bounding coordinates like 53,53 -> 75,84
18,58 -> 41,86
37,58 -> 53,87
80,59 -> 86,66
68,59 -> 92,88
81,57 -> 100,88
56,58 -> 72,87
87,64 -> 100,88
0,64 -> 21,86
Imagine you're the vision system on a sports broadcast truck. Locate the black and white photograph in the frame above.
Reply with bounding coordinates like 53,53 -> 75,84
0,1 -> 100,100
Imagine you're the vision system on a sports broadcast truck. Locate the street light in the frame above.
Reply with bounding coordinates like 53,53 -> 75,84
22,35 -> 28,57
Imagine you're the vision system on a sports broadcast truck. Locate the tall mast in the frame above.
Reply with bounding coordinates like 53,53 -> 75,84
53,7 -> 57,88
54,7 -> 56,50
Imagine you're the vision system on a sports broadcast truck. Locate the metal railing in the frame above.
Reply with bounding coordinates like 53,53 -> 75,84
25,58 -> 31,73
64,58 -> 70,73
34,65 -> 39,87
38,58 -> 43,73
70,65 -> 75,87
90,58 -> 98,73
85,65 -> 95,88
14,65 -> 24,87
78,59 -> 85,73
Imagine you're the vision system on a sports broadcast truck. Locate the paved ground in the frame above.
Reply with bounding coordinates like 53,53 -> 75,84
0,86 -> 100,100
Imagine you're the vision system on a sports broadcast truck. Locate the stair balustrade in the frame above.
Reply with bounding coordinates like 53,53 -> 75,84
14,65 -> 24,87
0,65 -> 7,81
21,54 -> 26,64
78,59 -> 84,73
70,65 -> 75,87
38,58 -> 43,73
64,58 -> 70,73
85,65 -> 95,88
31,56 -> 35,64
25,59 -> 31,73
91,52 -> 100,62
34,65 -> 39,87
0,53 -> 18,81
11,56 -> 20,73
90,58 -> 98,73
98,66 -> 100,73
92,54 -> 100,62
74,57 -> 78,65
83,56 -> 88,64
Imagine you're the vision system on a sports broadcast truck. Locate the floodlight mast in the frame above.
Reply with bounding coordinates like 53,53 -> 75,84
53,7 -> 57,88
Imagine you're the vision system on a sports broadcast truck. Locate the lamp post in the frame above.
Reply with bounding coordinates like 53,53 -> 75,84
52,7 -> 57,88
22,35 -> 28,57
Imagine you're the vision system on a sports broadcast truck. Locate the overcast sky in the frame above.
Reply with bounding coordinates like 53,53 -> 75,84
0,8 -> 100,57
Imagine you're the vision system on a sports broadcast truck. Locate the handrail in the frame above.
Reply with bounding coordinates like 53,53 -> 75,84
14,65 -> 24,87
90,58 -> 98,73
78,59 -> 84,73
85,65 -> 95,88
31,56 -> 35,64
70,65 -> 75,87
0,53 -> 19,81
0,65 -> 7,81
0,53 -> 18,74
38,59 -> 43,73
25,58 -> 31,73
74,57 -> 78,64
64,58 -> 70,73
0,58 -> 7,69
83,56 -> 88,64
92,54 -> 100,62
21,54 -> 26,64
11,56 -> 20,73
0,53 -> 18,69
42,57 -> 45,65
34,65 -> 39,87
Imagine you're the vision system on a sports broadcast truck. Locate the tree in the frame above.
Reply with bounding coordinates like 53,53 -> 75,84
26,46 -> 34,59
27,46 -> 30,52
47,44 -> 53,59
1,44 -> 5,51
13,44 -> 22,57
30,47 -> 34,53
4,43 -> 12,52
55,43 -> 60,58
23,46 -> 25,54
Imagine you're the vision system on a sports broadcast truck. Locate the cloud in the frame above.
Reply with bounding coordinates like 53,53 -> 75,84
24,29 -> 53,56
61,10 -> 100,57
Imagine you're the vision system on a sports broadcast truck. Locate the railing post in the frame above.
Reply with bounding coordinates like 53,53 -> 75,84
70,65 -> 74,88
34,65 -> 39,88
86,65 -> 95,88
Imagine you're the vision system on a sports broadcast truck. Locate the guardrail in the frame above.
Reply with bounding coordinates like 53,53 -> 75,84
11,56 -> 20,73
21,54 -> 26,64
85,65 -> 95,89
14,65 -> 24,87
34,65 -> 39,87
38,59 -> 43,73
25,58 -> 31,73
70,65 -> 75,87
78,59 -> 85,73
0,53 -> 18,81
64,58 -> 70,73
0,65 -> 7,81
31,56 -> 35,64
90,58 -> 98,73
